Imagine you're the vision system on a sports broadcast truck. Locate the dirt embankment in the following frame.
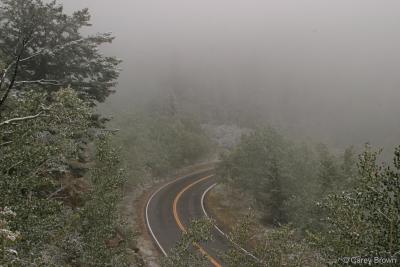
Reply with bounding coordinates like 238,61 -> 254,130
205,183 -> 260,233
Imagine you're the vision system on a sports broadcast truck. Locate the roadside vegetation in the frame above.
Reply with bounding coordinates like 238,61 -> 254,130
214,127 -> 400,266
109,113 -> 213,182
165,127 -> 400,266
2,1 -> 398,267
0,0 -> 211,266
0,0 -> 129,264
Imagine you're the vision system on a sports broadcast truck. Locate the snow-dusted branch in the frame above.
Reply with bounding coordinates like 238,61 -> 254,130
0,37 -> 36,89
0,141 -> 13,147
19,33 -> 111,63
0,112 -> 44,127
99,128 -> 120,133
0,62 -> 15,89
14,79 -> 62,86
0,33 -> 111,108
0,37 -> 30,108
0,52 -> 23,107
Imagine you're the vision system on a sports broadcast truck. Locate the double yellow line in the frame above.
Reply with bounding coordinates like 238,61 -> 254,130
172,174 -> 222,267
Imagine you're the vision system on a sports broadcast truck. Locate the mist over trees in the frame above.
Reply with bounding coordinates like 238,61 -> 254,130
59,0 -> 400,156
2,0 -> 400,266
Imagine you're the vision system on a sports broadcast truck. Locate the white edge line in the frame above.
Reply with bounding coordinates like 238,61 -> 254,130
145,169 -> 213,257
201,183 -> 262,263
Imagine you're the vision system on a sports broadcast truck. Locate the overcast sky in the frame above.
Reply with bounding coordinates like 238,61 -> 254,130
62,0 -> 400,150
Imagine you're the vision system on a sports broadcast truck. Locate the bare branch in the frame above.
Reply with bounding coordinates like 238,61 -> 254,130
14,79 -> 62,86
0,141 -> 13,147
0,61 -> 16,90
100,128 -> 120,133
47,186 -> 67,200
0,32 -> 36,90
0,52 -> 22,107
0,112 -> 44,127
0,38 -> 27,108
19,33 -> 108,63
7,160 -> 23,174
0,33 -> 110,107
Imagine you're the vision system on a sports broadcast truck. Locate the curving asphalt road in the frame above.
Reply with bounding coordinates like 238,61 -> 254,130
145,168 -> 231,267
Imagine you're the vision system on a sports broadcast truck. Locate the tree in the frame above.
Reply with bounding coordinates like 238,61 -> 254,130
0,1 -> 129,265
341,146 -> 357,187
316,143 -> 340,194
0,0 -> 121,105
0,89 -> 91,262
0,88 -> 130,266
217,127 -> 291,225
223,216 -> 322,267
163,219 -> 214,267
313,144 -> 400,262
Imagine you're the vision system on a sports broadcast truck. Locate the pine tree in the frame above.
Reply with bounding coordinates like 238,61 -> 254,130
0,0 -> 121,105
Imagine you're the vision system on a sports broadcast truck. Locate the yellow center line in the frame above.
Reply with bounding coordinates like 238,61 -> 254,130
172,174 -> 222,267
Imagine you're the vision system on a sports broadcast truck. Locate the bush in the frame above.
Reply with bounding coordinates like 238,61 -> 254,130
312,145 -> 400,262
0,90 -> 129,266
162,219 -> 214,267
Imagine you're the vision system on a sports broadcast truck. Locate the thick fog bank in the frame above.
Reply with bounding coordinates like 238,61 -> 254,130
63,0 -> 400,152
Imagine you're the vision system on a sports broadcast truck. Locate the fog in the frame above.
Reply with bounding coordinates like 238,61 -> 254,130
63,0 -> 400,151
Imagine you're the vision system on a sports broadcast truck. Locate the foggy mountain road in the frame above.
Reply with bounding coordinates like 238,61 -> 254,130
145,169 -> 231,267
5,1 -> 400,266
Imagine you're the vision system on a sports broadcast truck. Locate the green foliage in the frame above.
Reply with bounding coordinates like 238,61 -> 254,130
162,218 -> 213,267
0,207 -> 20,265
222,213 -> 323,267
172,214 -> 323,267
258,224 -> 324,267
313,144 -> 400,261
0,0 -> 121,103
218,127 -> 356,230
0,89 -> 129,266
111,114 -> 212,181
0,2 -> 129,265
222,213 -> 262,267
217,127 -> 291,224
316,144 -> 342,194
217,126 -> 400,265
342,146 -> 357,184
74,137 -> 129,266
0,89 -> 91,262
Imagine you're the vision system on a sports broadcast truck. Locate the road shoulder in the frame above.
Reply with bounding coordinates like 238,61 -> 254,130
128,162 -> 216,266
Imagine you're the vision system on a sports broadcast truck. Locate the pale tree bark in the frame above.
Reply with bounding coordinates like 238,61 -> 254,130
0,39 -> 26,108
14,79 -> 61,86
0,112 -> 44,127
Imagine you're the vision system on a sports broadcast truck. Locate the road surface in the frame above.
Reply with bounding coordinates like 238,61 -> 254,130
145,168 -> 231,267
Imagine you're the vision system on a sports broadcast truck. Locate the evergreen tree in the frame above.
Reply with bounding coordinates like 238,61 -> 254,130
0,0 -> 121,105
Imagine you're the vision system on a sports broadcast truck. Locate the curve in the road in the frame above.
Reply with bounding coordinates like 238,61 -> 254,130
201,183 -> 263,264
145,169 -> 261,267
145,176 -> 178,256
172,174 -> 222,267
145,169 -> 229,266
145,169 -> 214,256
